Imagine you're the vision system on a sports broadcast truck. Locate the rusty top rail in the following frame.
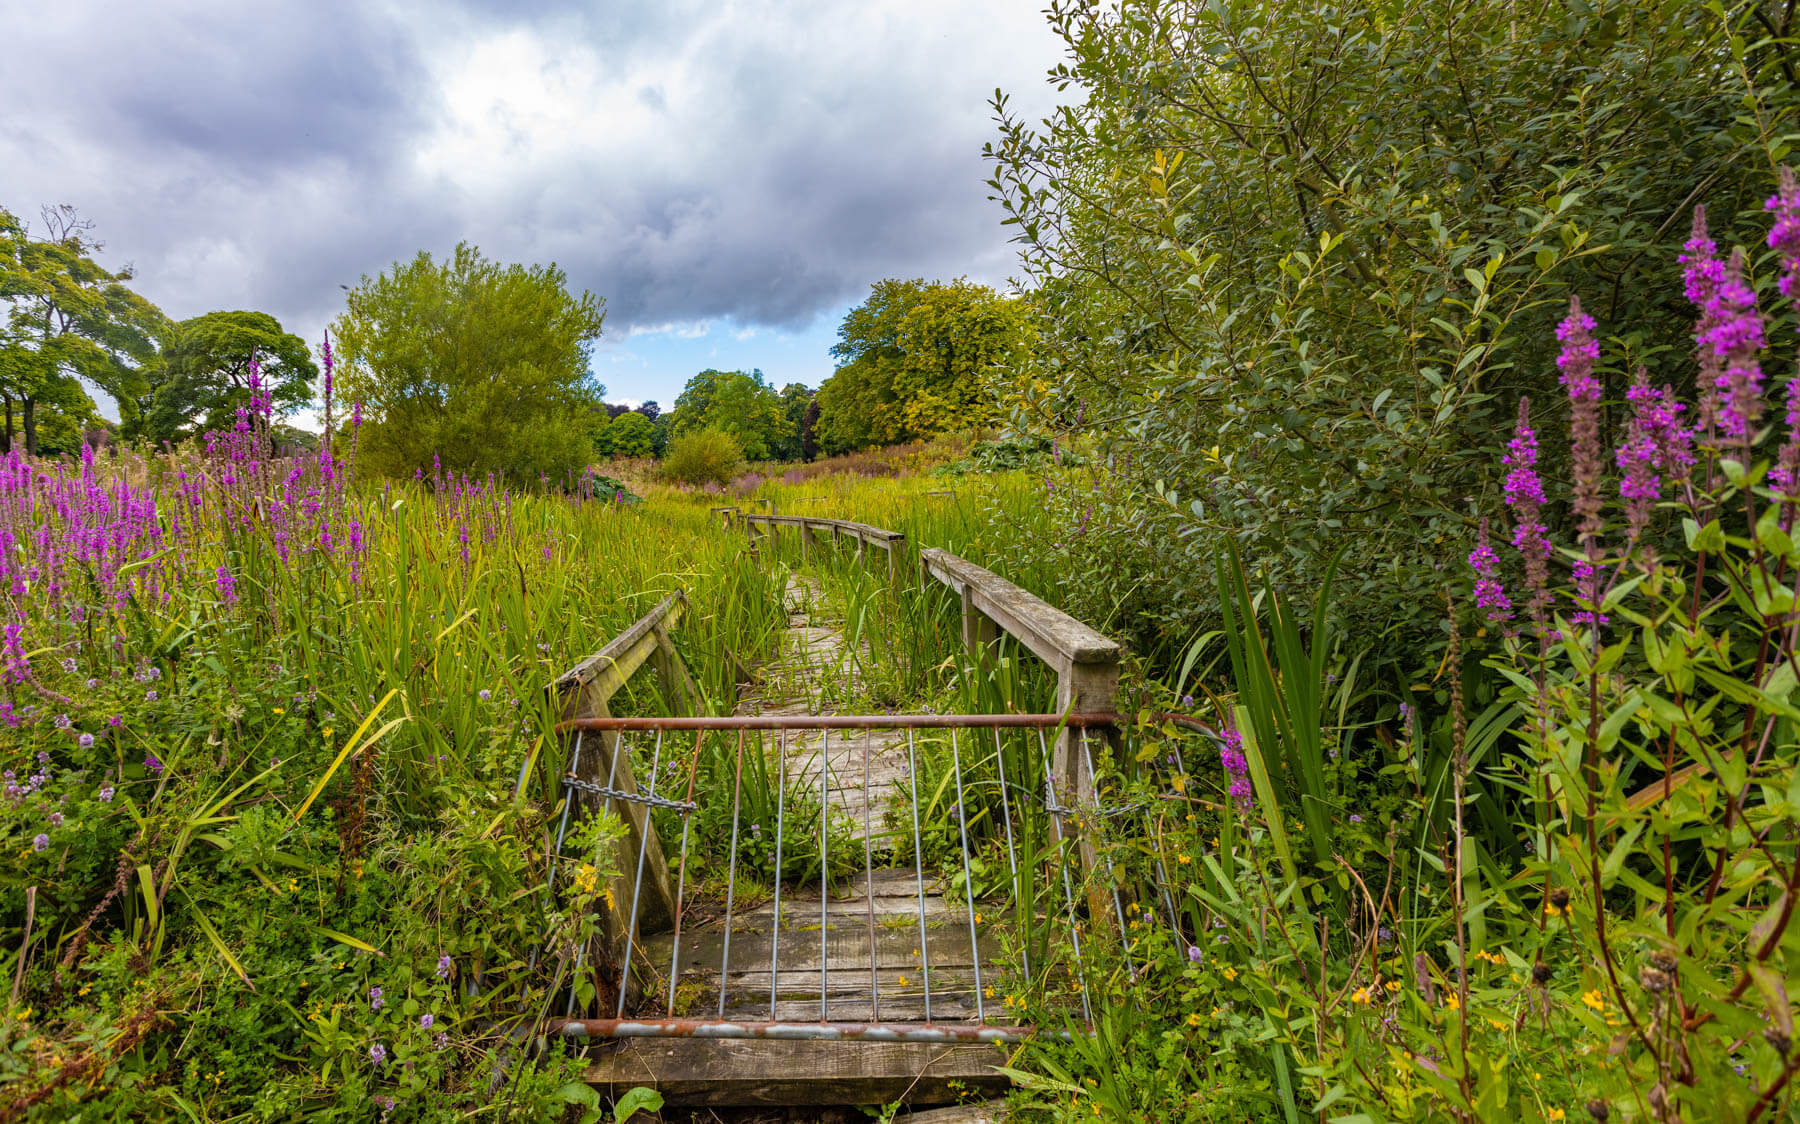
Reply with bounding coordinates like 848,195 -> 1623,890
555,712 -> 1117,732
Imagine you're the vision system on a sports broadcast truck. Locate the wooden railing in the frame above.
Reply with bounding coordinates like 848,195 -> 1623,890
528,593 -> 701,955
716,506 -> 1122,809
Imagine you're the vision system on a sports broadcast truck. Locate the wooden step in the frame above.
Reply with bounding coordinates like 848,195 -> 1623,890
585,1037 -> 1011,1107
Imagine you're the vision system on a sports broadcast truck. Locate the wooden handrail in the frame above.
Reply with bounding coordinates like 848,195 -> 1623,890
918,548 -> 1118,675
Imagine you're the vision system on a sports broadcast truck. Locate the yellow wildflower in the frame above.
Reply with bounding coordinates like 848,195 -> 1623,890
1177,854 -> 1191,865
1444,993 -> 1460,1010
1581,989 -> 1605,1012
273,708 -> 285,716
899,976 -> 909,987
1351,987 -> 1372,1005
1548,1110 -> 1565,1121
1186,1012 -> 1203,1027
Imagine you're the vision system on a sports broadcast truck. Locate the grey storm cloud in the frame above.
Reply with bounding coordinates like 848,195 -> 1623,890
0,0 -> 1062,341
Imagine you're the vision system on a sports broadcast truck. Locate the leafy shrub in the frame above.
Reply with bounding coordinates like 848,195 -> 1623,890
987,0 -> 1800,678
659,428 -> 745,488
936,434 -> 1083,476
1016,190 -> 1800,1122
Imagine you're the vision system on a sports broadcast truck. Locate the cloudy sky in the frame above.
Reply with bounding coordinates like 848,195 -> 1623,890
0,0 -> 1067,413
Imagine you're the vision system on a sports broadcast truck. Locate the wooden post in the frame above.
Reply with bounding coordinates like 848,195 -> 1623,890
547,595 -> 697,1010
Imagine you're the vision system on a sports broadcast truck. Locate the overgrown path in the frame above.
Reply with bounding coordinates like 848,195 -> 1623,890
646,571 -> 996,1023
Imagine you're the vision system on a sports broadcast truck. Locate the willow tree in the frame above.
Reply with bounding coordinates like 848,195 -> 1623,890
332,243 -> 606,480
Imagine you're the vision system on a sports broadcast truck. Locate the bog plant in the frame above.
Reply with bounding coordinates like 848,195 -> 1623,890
0,359 -> 785,1119
1011,184 -> 1800,1122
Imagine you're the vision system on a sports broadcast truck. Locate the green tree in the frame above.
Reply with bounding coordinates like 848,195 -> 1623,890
814,278 -> 1031,454
770,382 -> 812,461
135,310 -> 316,442
668,368 -> 789,459
986,0 -> 1800,658
601,409 -> 656,457
0,206 -> 166,454
332,243 -> 606,480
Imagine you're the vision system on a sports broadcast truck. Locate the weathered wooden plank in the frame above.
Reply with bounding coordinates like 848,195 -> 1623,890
904,1100 -> 1008,1123
554,593 -> 687,695
584,1039 -> 1010,1106
920,549 -> 1117,673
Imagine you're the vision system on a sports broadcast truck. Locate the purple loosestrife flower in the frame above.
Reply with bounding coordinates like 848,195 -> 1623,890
1683,207 -> 1728,437
1503,398 -> 1553,626
1557,297 -> 1605,545
1218,725 -> 1252,808
1570,557 -> 1609,628
145,753 -> 163,775
3,621 -> 29,684
215,565 -> 238,606
1702,249 -> 1767,444
1772,377 -> 1800,499
1768,166 -> 1800,301
1617,371 -> 1693,544
1468,518 -> 1513,623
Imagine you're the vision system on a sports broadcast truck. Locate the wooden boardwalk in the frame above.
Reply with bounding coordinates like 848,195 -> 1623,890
585,576 -> 1012,1106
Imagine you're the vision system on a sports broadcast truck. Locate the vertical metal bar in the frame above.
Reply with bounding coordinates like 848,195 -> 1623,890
990,727 -> 1030,985
546,730 -> 585,896
1153,735 -> 1186,938
665,730 -> 704,1017
769,727 -> 787,1016
565,726 -> 625,1016
717,729 -> 748,1018
950,729 -> 985,1023
1081,730 -> 1137,982
1038,728 -> 1093,1025
906,730 -> 931,1024
615,730 -> 665,1018
862,726 -> 880,1023
819,728 -> 831,1021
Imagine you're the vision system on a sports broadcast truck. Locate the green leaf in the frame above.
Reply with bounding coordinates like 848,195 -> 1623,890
612,1087 -> 664,1121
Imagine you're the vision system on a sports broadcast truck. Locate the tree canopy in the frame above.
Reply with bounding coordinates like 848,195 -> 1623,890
331,243 -> 606,480
134,310 -> 316,443
813,278 -> 1030,455
667,368 -> 792,460
0,205 -> 165,454
986,0 -> 1800,652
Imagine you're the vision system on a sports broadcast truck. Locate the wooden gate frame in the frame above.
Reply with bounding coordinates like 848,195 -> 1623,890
543,592 -> 702,955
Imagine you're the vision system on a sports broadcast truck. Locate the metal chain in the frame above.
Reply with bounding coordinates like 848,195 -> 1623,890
561,773 -> 697,812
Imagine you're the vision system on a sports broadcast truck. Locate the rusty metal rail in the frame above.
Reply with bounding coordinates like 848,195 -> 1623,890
555,712 -> 1117,732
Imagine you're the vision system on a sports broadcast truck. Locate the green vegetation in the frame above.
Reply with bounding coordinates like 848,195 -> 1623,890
814,277 -> 1031,456
333,243 -> 606,481
0,206 -> 164,454
987,0 -> 1800,663
136,310 -> 317,443
658,427 -> 745,487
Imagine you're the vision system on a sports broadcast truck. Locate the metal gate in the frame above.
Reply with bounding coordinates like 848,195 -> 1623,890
540,713 -> 1165,1047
